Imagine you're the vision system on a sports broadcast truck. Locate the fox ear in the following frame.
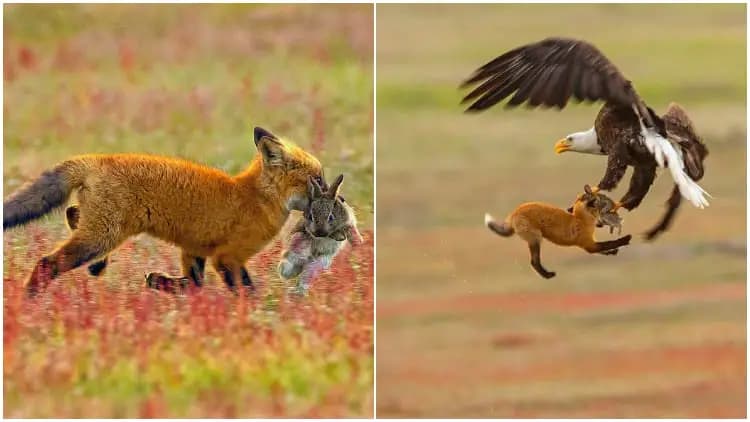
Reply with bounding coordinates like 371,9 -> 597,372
584,184 -> 592,195
254,127 -> 278,145
256,136 -> 285,167
308,176 -> 323,198
327,174 -> 344,199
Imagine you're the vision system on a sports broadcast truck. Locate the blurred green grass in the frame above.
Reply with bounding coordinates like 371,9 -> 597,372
376,4 -> 745,418
3,3 -> 373,418
4,4 -> 373,221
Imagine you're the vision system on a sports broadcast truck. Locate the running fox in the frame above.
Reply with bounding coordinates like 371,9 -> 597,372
278,173 -> 363,292
484,185 -> 632,279
3,127 -> 324,296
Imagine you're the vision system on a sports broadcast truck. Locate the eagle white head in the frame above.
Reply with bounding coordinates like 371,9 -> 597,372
554,127 -> 605,155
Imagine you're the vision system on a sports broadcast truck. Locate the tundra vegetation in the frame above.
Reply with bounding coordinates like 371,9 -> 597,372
4,4 -> 373,417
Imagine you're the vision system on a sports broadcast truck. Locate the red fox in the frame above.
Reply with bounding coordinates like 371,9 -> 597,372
484,185 -> 632,279
3,127 -> 324,296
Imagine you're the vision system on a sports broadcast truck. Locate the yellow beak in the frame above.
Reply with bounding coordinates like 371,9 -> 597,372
554,138 -> 571,154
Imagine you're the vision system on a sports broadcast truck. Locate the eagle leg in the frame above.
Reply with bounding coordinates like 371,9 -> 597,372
619,165 -> 657,211
597,155 -> 629,192
644,184 -> 682,241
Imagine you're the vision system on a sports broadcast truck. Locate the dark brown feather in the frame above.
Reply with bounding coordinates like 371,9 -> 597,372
544,65 -> 568,108
528,66 -> 555,107
462,37 -> 638,112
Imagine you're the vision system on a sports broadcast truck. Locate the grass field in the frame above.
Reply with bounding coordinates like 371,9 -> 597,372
3,4 -> 373,417
376,4 -> 746,417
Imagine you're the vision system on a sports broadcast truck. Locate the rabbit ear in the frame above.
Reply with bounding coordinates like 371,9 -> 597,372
308,176 -> 323,198
327,174 -> 344,199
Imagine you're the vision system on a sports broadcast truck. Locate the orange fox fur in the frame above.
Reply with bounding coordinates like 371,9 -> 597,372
484,185 -> 632,279
3,127 -> 324,296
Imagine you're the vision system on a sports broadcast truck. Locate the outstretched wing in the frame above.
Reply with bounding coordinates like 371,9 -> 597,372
461,37 -> 638,112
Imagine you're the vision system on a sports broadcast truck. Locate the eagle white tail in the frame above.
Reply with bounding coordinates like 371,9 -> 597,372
641,127 -> 710,208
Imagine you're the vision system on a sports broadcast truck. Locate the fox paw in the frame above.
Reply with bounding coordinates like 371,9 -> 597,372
145,272 -> 189,294
25,257 -> 55,298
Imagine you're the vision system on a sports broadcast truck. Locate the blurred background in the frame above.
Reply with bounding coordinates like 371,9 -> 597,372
4,4 -> 372,417
376,4 -> 745,417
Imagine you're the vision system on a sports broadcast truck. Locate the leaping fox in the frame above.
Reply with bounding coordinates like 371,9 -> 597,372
484,185 -> 632,278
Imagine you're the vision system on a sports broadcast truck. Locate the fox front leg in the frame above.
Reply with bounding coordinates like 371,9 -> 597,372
145,272 -> 191,293
181,252 -> 206,287
213,258 -> 254,294
583,234 -> 632,254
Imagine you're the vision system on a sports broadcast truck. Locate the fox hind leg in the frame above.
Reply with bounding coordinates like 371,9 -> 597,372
527,241 -> 556,279
26,231 -> 115,297
64,205 -> 110,277
87,257 -> 109,276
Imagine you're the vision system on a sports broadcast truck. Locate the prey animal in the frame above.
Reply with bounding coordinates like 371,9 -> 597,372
567,188 -> 623,234
278,174 -> 363,291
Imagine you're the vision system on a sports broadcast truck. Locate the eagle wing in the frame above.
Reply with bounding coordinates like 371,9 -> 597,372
461,38 -> 638,111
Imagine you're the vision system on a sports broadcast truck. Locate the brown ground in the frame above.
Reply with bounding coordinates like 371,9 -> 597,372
376,4 -> 746,418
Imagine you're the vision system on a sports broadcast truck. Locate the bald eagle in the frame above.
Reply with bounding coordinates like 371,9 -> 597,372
461,37 -> 709,240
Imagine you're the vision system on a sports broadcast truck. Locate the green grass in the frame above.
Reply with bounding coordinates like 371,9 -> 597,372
376,4 -> 746,418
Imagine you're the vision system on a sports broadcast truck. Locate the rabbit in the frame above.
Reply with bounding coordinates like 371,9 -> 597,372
278,174 -> 363,292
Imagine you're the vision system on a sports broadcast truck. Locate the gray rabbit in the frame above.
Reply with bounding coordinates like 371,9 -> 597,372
278,174 -> 363,292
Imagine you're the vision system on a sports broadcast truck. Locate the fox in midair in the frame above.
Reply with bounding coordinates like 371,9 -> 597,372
484,185 -> 632,279
3,127 -> 325,297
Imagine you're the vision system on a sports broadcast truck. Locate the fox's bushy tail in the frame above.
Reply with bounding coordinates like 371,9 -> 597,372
484,213 -> 514,237
4,158 -> 91,230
